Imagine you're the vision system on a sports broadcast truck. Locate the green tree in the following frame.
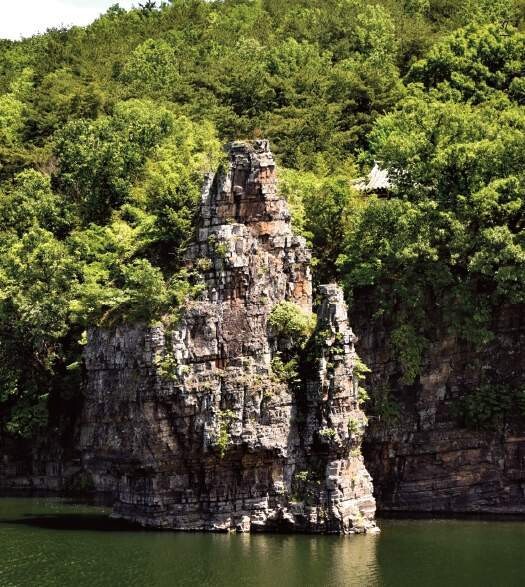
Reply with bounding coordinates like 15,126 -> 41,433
133,115 -> 222,264
280,167 -> 367,284
120,38 -> 183,99
407,24 -> 525,104
0,228 -> 78,436
54,99 -> 173,223
27,68 -> 104,140
0,169 -> 70,237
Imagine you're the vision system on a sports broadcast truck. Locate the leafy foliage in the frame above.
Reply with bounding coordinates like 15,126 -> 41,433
279,168 -> 368,284
270,355 -> 299,384
407,24 -> 525,104
455,383 -> 525,429
216,409 -> 237,458
54,99 -> 174,223
268,301 -> 317,346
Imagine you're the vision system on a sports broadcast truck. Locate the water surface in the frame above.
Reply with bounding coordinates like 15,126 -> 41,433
1,498 -> 524,586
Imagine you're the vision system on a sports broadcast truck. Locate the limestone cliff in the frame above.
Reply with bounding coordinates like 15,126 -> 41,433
81,140 -> 377,533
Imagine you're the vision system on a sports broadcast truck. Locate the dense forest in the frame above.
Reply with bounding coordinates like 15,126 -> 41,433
0,0 -> 523,438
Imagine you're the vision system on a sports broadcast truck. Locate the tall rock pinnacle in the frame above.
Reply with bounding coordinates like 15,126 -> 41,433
81,140 -> 377,533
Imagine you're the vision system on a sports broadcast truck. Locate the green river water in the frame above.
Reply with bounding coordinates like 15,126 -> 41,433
1,497 -> 524,586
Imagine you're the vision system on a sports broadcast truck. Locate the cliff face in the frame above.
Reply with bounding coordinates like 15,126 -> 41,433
81,140 -> 377,533
0,435 -> 80,492
359,306 -> 525,514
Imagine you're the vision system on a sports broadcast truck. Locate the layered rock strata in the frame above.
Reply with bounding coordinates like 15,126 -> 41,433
0,435 -> 80,492
360,305 -> 525,514
81,140 -> 377,533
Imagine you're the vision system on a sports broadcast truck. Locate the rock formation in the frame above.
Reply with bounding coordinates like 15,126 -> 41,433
80,140 -> 377,533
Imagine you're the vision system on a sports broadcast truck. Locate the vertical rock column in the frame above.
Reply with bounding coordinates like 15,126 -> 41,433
286,284 -> 376,533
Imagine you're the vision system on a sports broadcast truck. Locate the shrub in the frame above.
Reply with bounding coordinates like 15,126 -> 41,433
268,301 -> 316,347
216,409 -> 237,458
294,470 -> 310,483
348,416 -> 366,439
270,355 -> 299,384
455,384 -> 525,429
354,354 -> 371,405
319,427 -> 337,440
370,384 -> 401,424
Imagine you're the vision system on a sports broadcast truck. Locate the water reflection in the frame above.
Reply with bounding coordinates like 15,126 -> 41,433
145,530 -> 383,586
4,499 -> 525,587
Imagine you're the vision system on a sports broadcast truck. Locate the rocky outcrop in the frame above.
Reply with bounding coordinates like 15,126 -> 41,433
81,140 -> 377,533
359,305 -> 525,514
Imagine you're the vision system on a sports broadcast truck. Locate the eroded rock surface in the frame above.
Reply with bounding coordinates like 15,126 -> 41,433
359,306 -> 525,514
81,140 -> 377,533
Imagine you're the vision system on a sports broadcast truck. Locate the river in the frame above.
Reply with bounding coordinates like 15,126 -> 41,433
1,497 -> 523,586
